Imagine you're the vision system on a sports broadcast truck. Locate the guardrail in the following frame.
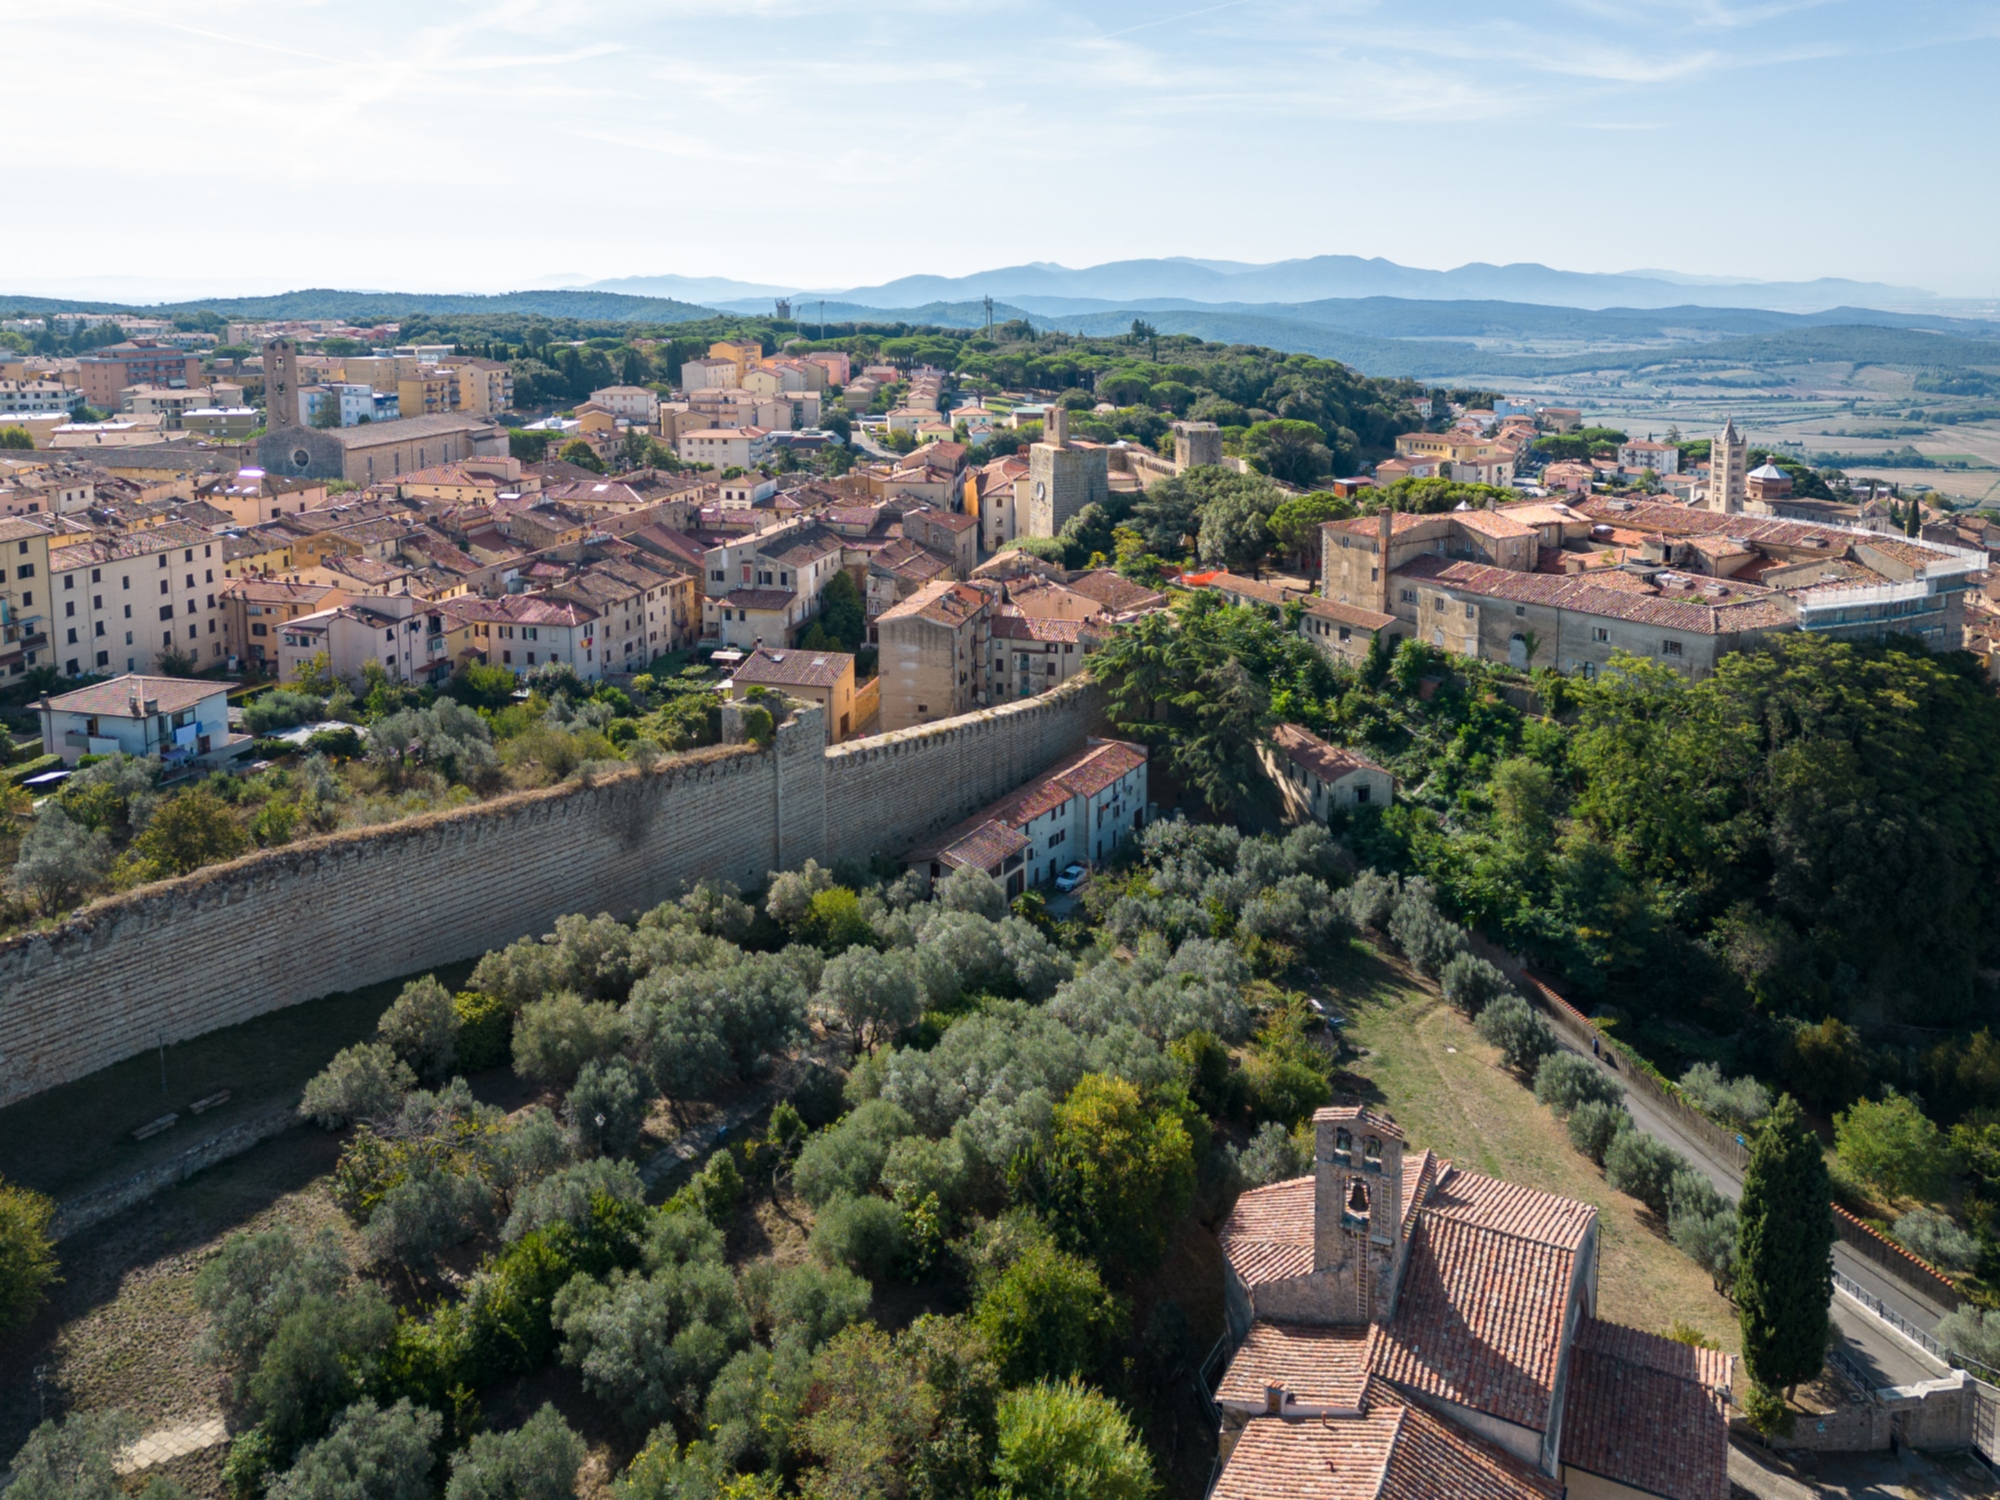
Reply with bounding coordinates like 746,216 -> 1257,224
1834,1268 -> 2000,1387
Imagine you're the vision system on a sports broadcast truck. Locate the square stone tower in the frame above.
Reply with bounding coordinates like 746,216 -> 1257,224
1312,1105 -> 1408,1323
264,337 -> 300,431
1172,420 -> 1222,472
1026,404 -> 1108,538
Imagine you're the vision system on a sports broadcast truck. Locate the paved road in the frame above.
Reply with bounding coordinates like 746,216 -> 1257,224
1565,1035 -> 1950,1389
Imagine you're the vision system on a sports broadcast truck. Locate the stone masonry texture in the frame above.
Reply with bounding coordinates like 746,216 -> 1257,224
0,678 -> 1109,1106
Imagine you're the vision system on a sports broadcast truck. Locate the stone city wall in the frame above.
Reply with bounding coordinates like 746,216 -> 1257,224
0,678 -> 1108,1106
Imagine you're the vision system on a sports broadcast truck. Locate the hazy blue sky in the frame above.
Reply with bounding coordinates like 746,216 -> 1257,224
9,0 -> 1998,299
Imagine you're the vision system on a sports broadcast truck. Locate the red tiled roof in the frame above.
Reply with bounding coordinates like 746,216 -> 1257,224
1420,1166 -> 1595,1249
1214,1389 -> 1561,1500
1068,568 -> 1168,612
1368,1211 -> 1582,1432
1303,597 -> 1396,631
722,587 -> 796,611
1561,1320 -> 1731,1500
1218,1177 -> 1317,1288
1272,724 -> 1389,785
731,646 -> 852,689
1401,556 -> 1796,634
1217,1322 -> 1372,1412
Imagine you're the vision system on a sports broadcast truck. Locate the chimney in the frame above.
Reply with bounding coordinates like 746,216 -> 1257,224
1264,1385 -> 1286,1415
1376,506 -> 1394,616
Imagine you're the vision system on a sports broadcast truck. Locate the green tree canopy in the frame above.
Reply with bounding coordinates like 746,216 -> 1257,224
1735,1095 -> 1835,1398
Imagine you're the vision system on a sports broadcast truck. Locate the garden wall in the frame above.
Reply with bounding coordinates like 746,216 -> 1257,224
0,678 -> 1109,1106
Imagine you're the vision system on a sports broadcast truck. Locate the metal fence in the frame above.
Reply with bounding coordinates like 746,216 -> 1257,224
1834,1268 -> 2000,1387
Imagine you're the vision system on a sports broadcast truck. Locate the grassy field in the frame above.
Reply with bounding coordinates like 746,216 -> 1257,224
1319,941 -> 1743,1360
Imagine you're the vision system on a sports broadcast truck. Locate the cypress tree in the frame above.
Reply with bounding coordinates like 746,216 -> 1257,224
1735,1093 -> 1835,1398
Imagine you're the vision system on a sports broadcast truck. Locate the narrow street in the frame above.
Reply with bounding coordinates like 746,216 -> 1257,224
1559,1033 -> 1951,1390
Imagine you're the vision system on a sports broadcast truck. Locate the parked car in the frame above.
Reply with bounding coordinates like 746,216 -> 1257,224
1054,862 -> 1088,893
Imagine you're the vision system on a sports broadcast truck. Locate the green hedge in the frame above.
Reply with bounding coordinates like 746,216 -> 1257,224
7,753 -> 61,786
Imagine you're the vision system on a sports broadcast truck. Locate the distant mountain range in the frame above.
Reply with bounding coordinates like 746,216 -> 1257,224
588,255 -> 1941,316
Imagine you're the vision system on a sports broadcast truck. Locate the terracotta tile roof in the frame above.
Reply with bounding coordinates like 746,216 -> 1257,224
1403,557 -> 1796,635
937,819 -> 1030,872
1067,568 -> 1167,613
1214,1390 -> 1561,1500
731,646 -> 852,689
1217,1322 -> 1372,1412
878,578 -> 990,628
1201,570 -> 1301,607
907,739 -> 1146,866
1561,1320 -> 1731,1500
1449,509 -> 1535,539
1419,1166 -> 1595,1249
1303,598 -> 1396,631
1272,724 -> 1389,785
1368,1210 -> 1583,1432
1219,1177 -> 1317,1288
46,673 -> 225,716
988,611 -> 1089,644
1575,1317 -> 1731,1393
722,587 -> 796,612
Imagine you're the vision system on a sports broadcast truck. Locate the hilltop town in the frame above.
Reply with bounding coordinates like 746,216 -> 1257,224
2,313 -> 1999,1500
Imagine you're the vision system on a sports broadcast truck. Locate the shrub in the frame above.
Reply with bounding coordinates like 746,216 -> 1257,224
879,1133 -> 972,1217
1234,1121 -> 1310,1187
765,1261 -> 872,1348
1439,953 -> 1511,1017
991,1379 -> 1155,1500
0,1178 -> 59,1329
363,1162 -> 494,1270
1937,1305 -> 2000,1369
974,1242 -> 1126,1387
1677,1061 -> 1771,1128
244,689 -> 327,735
1835,1089 -> 1946,1201
1474,994 -> 1557,1075
566,1057 -> 655,1158
249,1290 -> 397,1454
553,1257 -> 748,1430
1533,1052 -> 1622,1116
1604,1130 -> 1687,1217
453,990 -> 513,1071
268,1397 -> 440,1500
1567,1100 -> 1630,1165
1339,869 -> 1397,930
505,1158 -> 647,1243
809,1192 -> 907,1281
377,975 -> 459,1083
793,1099 -> 918,1209
9,802 -> 112,915
1666,1170 -> 1738,1292
194,1227 -> 350,1388
1894,1208 -> 1979,1273
513,991 -> 625,1086
4,1410 -> 142,1500
1742,1385 -> 1793,1438
1386,878 -> 1465,976
1028,1073 -> 1197,1282
673,1151 -> 743,1228
446,1403 -> 585,1500
300,1043 -> 414,1128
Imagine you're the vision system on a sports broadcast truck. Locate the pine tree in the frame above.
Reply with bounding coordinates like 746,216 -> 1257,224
1735,1094 -> 1835,1398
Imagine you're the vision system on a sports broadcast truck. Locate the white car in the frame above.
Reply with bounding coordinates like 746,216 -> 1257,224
1053,863 -> 1088,894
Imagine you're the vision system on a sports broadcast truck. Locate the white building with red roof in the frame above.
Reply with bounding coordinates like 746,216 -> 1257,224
903,736 -> 1147,896
1213,1105 -> 1730,1500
